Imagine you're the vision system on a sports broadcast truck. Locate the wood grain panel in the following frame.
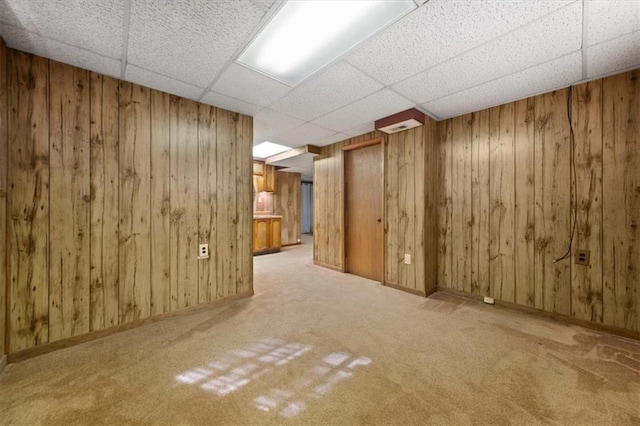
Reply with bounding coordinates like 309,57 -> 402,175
489,104 -> 515,302
534,89 -> 571,316
118,82 -> 151,323
7,51 -> 49,351
514,98 -> 535,307
424,118 -> 439,294
216,108 -> 237,298
235,113 -> 252,295
48,60 -> 91,341
385,132 -> 400,285
603,71 -> 639,332
274,171 -> 301,246
89,73 -> 120,331
471,110 -> 490,295
437,120 -> 453,289
198,104 -> 217,303
170,97 -> 199,309
452,115 -> 472,293
150,90 -> 171,315
0,37 -> 7,357
571,81 -> 603,323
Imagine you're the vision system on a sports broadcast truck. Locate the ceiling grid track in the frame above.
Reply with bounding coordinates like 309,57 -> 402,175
581,0 -> 588,80
120,0 -> 132,80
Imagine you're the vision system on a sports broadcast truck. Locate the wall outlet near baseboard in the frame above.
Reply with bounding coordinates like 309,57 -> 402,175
404,254 -> 411,264
483,296 -> 495,305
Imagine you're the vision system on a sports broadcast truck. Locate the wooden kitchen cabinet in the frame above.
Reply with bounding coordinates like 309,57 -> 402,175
253,216 -> 282,255
253,161 -> 275,193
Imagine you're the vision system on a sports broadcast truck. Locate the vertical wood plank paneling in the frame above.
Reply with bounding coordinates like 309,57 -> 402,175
489,104 -> 515,302
150,89 -> 170,315
385,135 -> 398,284
235,113 -> 252,295
49,61 -> 91,341
170,97 -> 199,309
274,171 -> 301,246
89,73 -> 120,331
451,116 -> 471,291
198,104 -> 217,303
7,51 -> 49,351
514,98 -> 536,307
216,108 -> 237,298
572,81 -> 603,323
0,38 -> 8,357
534,89 -> 571,316
471,110 -> 490,295
603,71 -> 639,332
438,120 -> 453,289
118,82 -> 151,323
424,118 -> 439,293
413,127 -> 426,293
397,131 -> 409,287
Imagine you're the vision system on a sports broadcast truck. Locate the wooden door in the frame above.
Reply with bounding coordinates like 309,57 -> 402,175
345,142 -> 383,281
271,218 -> 282,248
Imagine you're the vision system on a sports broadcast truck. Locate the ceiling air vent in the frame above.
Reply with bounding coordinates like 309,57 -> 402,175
375,108 -> 425,134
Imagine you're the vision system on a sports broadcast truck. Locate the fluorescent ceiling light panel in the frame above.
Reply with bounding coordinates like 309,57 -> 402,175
237,0 -> 416,86
253,141 -> 292,159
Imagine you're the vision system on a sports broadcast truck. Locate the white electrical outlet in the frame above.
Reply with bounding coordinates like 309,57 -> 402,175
483,296 -> 495,305
198,244 -> 209,260
404,254 -> 411,265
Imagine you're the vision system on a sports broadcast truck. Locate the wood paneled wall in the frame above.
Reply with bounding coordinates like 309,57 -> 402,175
274,171 -> 301,246
313,123 -> 439,296
385,123 -> 438,295
0,38 -> 7,360
314,131 -> 386,271
438,70 -> 639,333
4,48 -> 253,354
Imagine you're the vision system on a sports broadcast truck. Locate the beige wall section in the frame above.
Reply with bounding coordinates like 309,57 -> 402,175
438,69 -> 640,334
274,171 -> 301,246
4,47 -> 253,355
0,37 -> 7,362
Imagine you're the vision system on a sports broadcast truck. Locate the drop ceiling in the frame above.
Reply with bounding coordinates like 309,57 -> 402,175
1,1 -> 638,159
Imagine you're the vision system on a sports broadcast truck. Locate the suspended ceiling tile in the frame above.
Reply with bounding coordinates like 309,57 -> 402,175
316,132 -> 351,146
423,51 -> 582,119
344,123 -> 376,138
268,62 -> 384,121
346,0 -> 575,85
0,0 -> 123,58
393,2 -> 582,104
585,0 -> 640,46
0,24 -> 121,77
586,31 -> 640,78
128,0 -> 266,88
253,109 -> 305,144
313,90 -> 414,133
212,63 -> 291,107
273,122 -> 336,148
201,91 -> 264,117
125,65 -> 205,100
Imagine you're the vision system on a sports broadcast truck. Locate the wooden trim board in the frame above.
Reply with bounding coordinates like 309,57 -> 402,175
384,282 -> 427,297
435,287 -> 640,341
7,291 -> 254,364
342,137 -> 383,151
0,355 -> 6,374
313,260 -> 344,273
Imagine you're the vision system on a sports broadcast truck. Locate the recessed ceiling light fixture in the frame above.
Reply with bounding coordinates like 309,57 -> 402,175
253,141 -> 292,159
237,0 -> 416,86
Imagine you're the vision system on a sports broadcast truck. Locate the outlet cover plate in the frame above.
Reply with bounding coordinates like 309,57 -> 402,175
575,250 -> 590,266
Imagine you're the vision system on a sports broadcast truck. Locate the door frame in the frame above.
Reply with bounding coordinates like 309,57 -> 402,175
342,137 -> 385,283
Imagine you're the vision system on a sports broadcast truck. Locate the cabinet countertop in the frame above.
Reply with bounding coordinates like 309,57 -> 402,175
253,215 -> 282,219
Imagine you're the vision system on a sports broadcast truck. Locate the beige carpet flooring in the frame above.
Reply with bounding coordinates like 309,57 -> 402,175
1,235 -> 639,425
